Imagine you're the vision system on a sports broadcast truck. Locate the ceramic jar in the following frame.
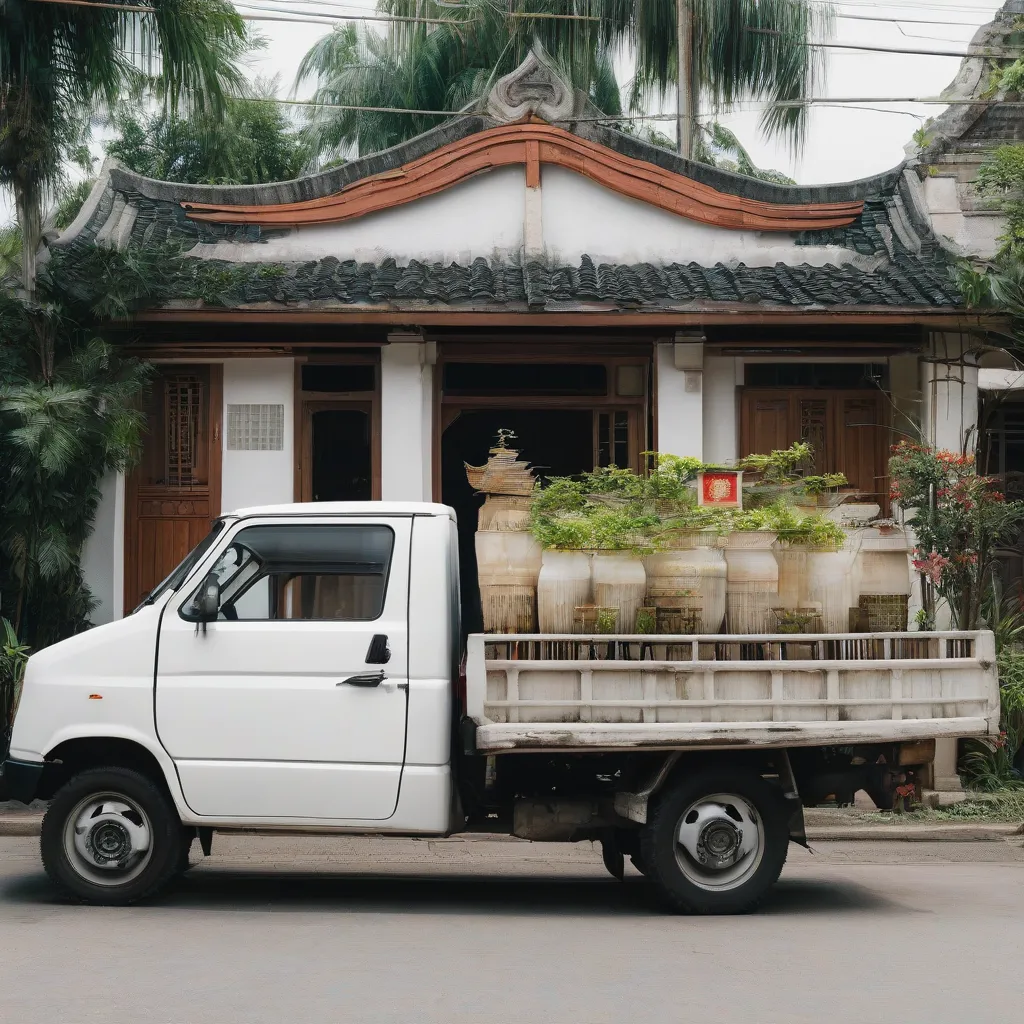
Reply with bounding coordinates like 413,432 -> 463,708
537,550 -> 593,634
475,530 -> 543,633
723,531 -> 779,634
644,532 -> 727,634
591,551 -> 647,633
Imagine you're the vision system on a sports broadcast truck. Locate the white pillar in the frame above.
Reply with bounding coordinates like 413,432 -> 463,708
920,335 -> 978,793
381,335 -> 434,502
81,470 -> 125,623
922,333 -> 980,454
656,340 -> 704,458
702,356 -> 738,465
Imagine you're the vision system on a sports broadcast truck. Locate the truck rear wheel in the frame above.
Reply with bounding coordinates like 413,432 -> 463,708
640,768 -> 789,915
40,767 -> 183,905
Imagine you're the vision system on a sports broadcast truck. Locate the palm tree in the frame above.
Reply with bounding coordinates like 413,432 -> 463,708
0,0 -> 248,294
601,0 -> 832,156
297,0 -> 622,161
297,0 -> 830,165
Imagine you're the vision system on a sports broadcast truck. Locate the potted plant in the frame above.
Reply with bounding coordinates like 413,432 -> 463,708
530,482 -> 655,634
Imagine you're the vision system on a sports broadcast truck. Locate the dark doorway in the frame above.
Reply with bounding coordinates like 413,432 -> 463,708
310,408 -> 373,501
442,409 -> 594,634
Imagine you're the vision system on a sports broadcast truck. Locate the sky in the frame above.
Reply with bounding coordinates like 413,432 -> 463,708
0,0 -> 1011,226
237,0 -> 1007,184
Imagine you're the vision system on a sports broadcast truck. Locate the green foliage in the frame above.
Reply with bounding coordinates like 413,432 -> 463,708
0,0 -> 249,291
975,144 -> 1024,259
0,225 -> 23,282
889,442 -> 1024,630
297,0 -> 829,162
951,260 -> 993,309
739,441 -> 812,484
530,506 -> 660,552
1,617 -> 30,739
962,639 -> 1024,790
107,87 -> 311,185
529,452 -> 845,551
0,241 -> 166,660
798,473 -> 848,496
694,122 -> 796,184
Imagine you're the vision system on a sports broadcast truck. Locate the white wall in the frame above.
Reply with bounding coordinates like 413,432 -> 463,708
702,356 -> 739,465
540,166 -> 877,269
655,343 -> 703,459
189,167 -> 526,267
187,163 -> 878,273
221,359 -> 295,514
380,339 -> 433,502
80,471 -> 125,624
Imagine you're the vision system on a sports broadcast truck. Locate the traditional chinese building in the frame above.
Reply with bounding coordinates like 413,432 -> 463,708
53,46 -> 992,647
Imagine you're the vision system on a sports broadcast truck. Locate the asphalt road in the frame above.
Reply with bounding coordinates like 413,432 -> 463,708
1,833 -> 1022,1024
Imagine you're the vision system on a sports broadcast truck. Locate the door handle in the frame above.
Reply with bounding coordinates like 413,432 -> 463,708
337,671 -> 387,687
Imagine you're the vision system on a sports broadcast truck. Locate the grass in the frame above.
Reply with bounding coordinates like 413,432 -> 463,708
862,788 -> 1024,824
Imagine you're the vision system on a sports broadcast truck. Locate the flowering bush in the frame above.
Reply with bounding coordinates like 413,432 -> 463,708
889,442 -> 1024,628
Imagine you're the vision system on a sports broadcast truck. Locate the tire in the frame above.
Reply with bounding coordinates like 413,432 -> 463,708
640,767 -> 790,915
40,767 -> 183,905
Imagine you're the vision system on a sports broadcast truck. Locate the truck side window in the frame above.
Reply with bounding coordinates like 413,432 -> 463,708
215,524 -> 395,622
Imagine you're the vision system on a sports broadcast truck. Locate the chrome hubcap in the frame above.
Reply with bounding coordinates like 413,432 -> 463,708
675,793 -> 764,891
64,793 -> 153,886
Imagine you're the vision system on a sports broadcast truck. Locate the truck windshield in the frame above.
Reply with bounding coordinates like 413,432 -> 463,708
133,519 -> 228,611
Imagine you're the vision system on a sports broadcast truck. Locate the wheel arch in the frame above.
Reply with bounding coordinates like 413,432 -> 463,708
617,749 -> 805,845
40,735 -> 181,806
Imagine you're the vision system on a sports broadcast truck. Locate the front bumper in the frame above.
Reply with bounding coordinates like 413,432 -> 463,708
0,758 -> 44,804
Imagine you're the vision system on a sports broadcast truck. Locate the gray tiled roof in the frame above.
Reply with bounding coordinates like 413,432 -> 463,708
51,109 -> 962,312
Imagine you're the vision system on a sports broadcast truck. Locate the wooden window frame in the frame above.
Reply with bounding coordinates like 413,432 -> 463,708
293,354 -> 381,501
739,386 -> 891,507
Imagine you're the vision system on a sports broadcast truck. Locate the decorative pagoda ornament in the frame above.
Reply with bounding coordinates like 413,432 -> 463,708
468,430 -> 542,633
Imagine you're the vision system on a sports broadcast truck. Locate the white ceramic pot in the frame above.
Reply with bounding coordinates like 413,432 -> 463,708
591,551 -> 647,633
724,531 -> 779,634
475,530 -> 543,633
644,532 -> 726,634
537,550 -> 593,634
858,527 -> 912,596
805,541 -> 861,633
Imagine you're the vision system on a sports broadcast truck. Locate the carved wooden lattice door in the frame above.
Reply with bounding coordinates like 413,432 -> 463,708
124,366 -> 222,612
740,389 -> 888,504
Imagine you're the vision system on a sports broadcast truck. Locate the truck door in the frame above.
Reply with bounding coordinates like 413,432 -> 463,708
155,516 -> 411,821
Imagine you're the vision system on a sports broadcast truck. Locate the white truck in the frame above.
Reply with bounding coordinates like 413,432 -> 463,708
1,502 -> 1000,913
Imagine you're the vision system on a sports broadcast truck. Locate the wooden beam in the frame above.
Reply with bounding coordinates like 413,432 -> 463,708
182,123 -> 865,233
134,307 -> 998,329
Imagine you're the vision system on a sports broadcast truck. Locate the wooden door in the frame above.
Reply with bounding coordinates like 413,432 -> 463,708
740,389 -> 888,503
124,365 -> 222,612
298,400 -> 379,502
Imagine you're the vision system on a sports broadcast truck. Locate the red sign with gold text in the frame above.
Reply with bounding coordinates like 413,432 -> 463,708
697,471 -> 742,509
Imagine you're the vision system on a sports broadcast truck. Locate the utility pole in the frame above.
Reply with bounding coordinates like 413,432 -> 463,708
676,0 -> 693,159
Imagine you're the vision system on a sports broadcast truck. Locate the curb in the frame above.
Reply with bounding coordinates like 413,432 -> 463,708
805,824 -> 1021,842
0,816 -> 42,837
2,814 -> 1021,842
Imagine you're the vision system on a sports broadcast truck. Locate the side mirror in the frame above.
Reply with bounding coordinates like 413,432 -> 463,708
191,577 -> 221,622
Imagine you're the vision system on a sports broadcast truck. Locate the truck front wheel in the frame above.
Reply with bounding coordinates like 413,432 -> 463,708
640,768 -> 790,915
40,767 -> 183,905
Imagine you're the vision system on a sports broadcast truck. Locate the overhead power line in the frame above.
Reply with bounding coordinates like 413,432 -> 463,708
268,95 -> 1024,118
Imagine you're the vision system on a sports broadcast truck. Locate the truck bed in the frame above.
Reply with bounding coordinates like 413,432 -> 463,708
465,631 -> 1000,753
